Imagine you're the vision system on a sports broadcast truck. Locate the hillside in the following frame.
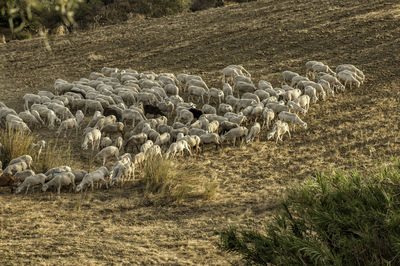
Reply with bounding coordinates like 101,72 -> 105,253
0,0 -> 400,264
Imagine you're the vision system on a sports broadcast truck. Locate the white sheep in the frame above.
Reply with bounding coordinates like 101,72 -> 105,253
220,126 -> 248,146
278,111 -> 307,130
337,70 -> 361,89
281,70 -> 300,85
134,152 -> 146,167
304,86 -> 318,103
294,95 -> 311,112
140,140 -> 154,154
199,133 -> 221,150
56,118 -> 78,137
114,136 -> 123,151
267,120 -> 291,143
165,140 -> 192,159
335,64 -> 365,83
262,107 -> 275,129
187,85 -> 209,103
18,110 -> 42,128
76,167 -> 110,192
7,120 -> 31,134
15,173 -> 46,194
82,128 -> 101,151
95,146 -> 119,166
42,172 -> 75,194
23,94 -> 42,110
154,132 -> 171,148
14,169 -> 35,183
246,122 -> 261,143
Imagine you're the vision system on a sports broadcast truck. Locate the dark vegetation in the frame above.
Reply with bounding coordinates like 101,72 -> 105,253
218,161 -> 400,265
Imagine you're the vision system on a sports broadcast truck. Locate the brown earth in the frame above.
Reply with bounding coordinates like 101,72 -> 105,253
1,0 -> 400,264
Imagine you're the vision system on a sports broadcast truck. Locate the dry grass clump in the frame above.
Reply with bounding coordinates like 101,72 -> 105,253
143,155 -> 194,204
0,129 -> 71,173
0,128 -> 34,166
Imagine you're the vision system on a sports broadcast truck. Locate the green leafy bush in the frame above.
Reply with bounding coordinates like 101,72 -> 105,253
218,162 -> 400,265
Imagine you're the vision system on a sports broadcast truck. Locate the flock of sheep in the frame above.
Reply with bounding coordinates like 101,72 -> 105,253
0,61 -> 365,194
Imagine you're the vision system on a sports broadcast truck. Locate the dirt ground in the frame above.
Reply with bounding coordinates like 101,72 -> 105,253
1,0 -> 400,264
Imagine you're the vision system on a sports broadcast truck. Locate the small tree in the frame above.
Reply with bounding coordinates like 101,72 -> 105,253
218,163 -> 400,265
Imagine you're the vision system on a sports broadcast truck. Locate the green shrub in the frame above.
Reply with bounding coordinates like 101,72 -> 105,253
218,163 -> 400,265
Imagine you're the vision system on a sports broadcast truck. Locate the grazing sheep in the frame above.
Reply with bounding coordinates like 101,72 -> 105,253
294,95 -> 311,112
72,170 -> 88,183
278,111 -> 307,130
187,85 -> 209,103
82,128 -> 101,151
140,140 -> 154,154
45,166 -> 72,181
42,172 -> 75,194
23,94 -> 42,110
76,167 -> 110,192
209,88 -> 224,105
3,161 -> 29,177
336,64 -> 365,83
337,70 -> 361,89
7,120 -> 31,134
56,118 -> 79,137
14,169 -> 35,183
267,120 -> 291,143
15,173 -> 46,194
265,102 -> 289,114
246,122 -> 261,143
95,146 -> 119,166
84,99 -> 104,115
282,71 -> 300,85
9,155 -> 33,168
262,107 -> 275,129
220,126 -> 248,146
154,132 -> 171,148
304,86 -> 318,103
165,140 -> 192,159
101,122 -> 124,137
18,110 -> 42,128
134,152 -> 146,167
100,137 -> 113,149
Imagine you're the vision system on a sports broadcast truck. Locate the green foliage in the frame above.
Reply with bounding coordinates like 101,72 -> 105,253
218,164 -> 400,265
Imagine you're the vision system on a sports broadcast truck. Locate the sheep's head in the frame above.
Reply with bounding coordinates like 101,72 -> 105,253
42,184 -> 48,192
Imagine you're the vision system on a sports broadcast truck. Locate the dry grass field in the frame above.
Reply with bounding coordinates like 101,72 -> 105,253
1,0 -> 400,264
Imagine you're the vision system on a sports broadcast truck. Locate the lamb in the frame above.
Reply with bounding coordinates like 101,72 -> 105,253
76,166 -> 110,192
95,146 -> 119,166
246,122 -> 261,143
56,118 -> 79,137
15,173 -> 46,194
14,169 -> 35,183
262,107 -> 275,129
337,70 -> 361,89
82,128 -> 101,151
278,111 -> 307,130
42,172 -> 75,194
267,120 -> 291,143
220,126 -> 248,147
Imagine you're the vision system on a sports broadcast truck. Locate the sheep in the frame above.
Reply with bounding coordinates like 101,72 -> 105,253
29,140 -> 46,158
82,128 -> 101,151
223,83 -> 234,98
337,70 -> 361,89
318,73 -> 345,92
100,137 -> 113,149
76,167 -> 110,192
75,110 -> 85,129
254,89 -> 270,102
95,146 -> 119,166
234,81 -> 256,96
136,92 -> 158,106
220,126 -> 248,147
220,121 -> 239,135
283,89 -> 302,101
134,152 -> 146,167
165,140 -> 192,159
114,136 -> 123,151
3,162 -> 29,177
84,99 -> 104,115
185,78 -> 209,92
221,66 -> 243,84
177,134 -> 201,153
267,120 -> 291,143
165,84 -> 179,96
265,102 -> 290,114
18,110 -> 42,128
291,75 -> 309,88
304,86 -> 318,103
14,169 -> 35,183
282,71 -> 300,85
294,95 -> 311,112
262,107 -> 275,129
200,133 -> 221,150
23,94 -> 42,110
258,80 -> 273,90
94,115 -> 117,131
146,145 -> 162,158
187,85 -> 209,103
175,109 -> 194,126
336,64 -> 365,83
305,61 -> 323,77
278,111 -> 307,130
311,63 -> 335,78
318,79 -> 334,98
242,92 -> 260,103
109,160 -> 135,187
236,98 -> 257,112
218,103 -> 233,116
15,173 -> 46,194
154,132 -> 171,148
140,140 -> 154,154
122,109 -> 144,127
9,155 -> 33,168
56,118 -> 79,137
124,133 -> 147,152
287,101 -> 307,115
156,101 -> 175,118
246,122 -> 261,143
101,122 -> 124,137
7,120 -> 31,134
71,170 -> 88,183
45,166 -> 72,181
38,90 -> 55,99
42,172 -> 75,194
209,88 -> 224,105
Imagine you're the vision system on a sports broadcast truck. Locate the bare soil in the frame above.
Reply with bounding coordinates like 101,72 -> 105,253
1,0 -> 400,264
